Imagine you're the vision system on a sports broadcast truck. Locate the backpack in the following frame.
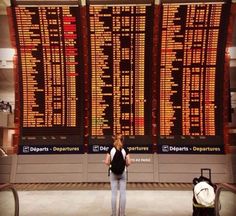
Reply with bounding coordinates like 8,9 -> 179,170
194,181 -> 215,207
193,175 -> 216,207
110,148 -> 126,175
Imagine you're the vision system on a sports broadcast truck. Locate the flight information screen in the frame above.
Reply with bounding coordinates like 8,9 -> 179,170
158,2 -> 229,154
88,5 -> 153,153
13,6 -> 84,154
11,1 -> 230,154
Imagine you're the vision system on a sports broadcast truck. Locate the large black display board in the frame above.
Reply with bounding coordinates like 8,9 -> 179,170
12,6 -> 84,154
157,2 -> 230,154
88,5 -> 153,153
10,0 -> 230,154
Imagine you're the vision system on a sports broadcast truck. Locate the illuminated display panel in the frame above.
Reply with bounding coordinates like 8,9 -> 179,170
88,5 -> 153,147
13,6 -> 83,150
158,2 -> 229,152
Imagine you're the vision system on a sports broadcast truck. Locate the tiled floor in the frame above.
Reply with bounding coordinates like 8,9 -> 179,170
0,189 -> 235,215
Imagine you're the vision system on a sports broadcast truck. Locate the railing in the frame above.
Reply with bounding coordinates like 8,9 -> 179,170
0,183 -> 19,216
215,183 -> 236,216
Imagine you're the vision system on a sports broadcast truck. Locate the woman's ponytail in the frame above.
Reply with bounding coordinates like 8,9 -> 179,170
113,133 -> 123,150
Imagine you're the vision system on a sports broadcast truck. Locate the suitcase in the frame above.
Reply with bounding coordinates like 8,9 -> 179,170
192,168 -> 216,216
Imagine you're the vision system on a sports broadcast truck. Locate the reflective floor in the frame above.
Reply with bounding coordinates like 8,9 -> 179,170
0,189 -> 235,216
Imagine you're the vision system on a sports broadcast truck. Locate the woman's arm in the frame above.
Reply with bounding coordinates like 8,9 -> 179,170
104,153 -> 111,166
126,154 -> 131,167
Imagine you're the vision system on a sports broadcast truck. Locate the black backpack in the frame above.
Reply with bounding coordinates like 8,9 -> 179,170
110,148 -> 126,175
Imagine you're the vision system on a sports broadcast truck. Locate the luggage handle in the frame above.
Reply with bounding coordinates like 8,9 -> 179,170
201,168 -> 211,180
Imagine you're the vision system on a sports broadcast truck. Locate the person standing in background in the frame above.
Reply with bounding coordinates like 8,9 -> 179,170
104,133 -> 131,216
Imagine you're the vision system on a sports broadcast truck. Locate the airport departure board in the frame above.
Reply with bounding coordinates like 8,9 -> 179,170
10,1 -> 230,154
88,5 -> 153,150
12,6 -> 84,153
158,2 -> 229,153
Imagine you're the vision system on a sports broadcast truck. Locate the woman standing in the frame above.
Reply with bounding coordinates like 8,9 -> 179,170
104,134 -> 131,216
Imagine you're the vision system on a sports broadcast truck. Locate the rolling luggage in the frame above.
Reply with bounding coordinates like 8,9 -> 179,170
192,168 -> 217,216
